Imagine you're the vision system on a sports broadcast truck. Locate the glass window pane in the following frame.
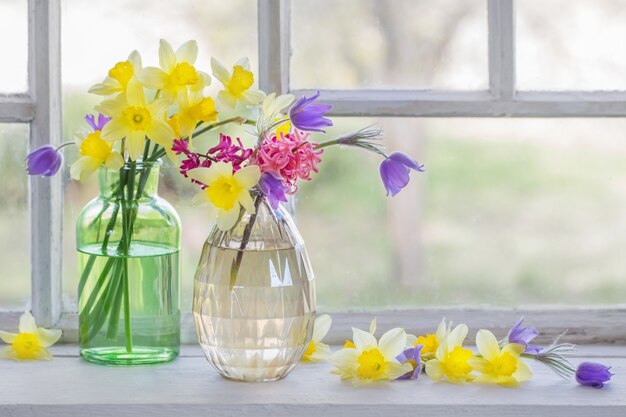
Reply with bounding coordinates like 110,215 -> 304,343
291,0 -> 487,90
297,118 -> 626,309
0,124 -> 30,309
517,0 -> 626,90
0,0 -> 28,93
61,0 -> 258,311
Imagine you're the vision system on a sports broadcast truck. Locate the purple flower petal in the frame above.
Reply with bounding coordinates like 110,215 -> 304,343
379,158 -> 410,196
289,91 -> 333,133
395,345 -> 423,380
259,172 -> 289,209
507,318 -> 542,354
85,113 -> 111,131
576,362 -> 614,389
389,152 -> 425,172
25,145 -> 63,177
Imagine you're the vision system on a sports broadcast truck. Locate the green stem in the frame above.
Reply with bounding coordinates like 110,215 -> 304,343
229,195 -> 263,288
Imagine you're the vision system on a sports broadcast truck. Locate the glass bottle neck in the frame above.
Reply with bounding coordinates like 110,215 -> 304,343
98,161 -> 160,200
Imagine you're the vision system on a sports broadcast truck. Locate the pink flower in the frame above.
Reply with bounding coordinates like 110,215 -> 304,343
255,129 -> 323,193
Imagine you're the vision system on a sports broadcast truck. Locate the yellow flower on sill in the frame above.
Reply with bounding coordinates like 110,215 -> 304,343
96,78 -> 175,161
424,323 -> 474,384
407,318 -> 447,360
137,39 -> 211,102
468,329 -> 532,387
302,314 -> 332,363
262,93 -> 294,139
211,57 -> 266,108
330,325 -> 413,385
175,91 -> 219,138
70,129 -> 124,181
0,312 -> 61,361
88,50 -> 142,96
187,162 -> 261,231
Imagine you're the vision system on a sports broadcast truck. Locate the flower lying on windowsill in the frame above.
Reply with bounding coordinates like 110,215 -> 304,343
0,312 -> 62,361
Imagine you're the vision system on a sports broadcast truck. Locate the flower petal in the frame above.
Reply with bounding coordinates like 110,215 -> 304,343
448,324 -> 468,347
95,99 -> 125,118
136,67 -> 167,90
388,151 -> 424,172
0,346 -> 16,360
240,89 -> 266,106
476,329 -> 500,360
386,361 -> 414,380
378,328 -> 407,359
312,314 -> 332,342
88,81 -> 121,96
36,328 -> 62,348
18,312 -> 37,333
125,78 -> 146,107
330,347 -> 359,373
211,57 -> 231,86
233,165 -> 261,188
238,190 -> 256,214
128,50 -> 142,70
126,130 -> 145,161
104,152 -> 125,170
159,39 -> 176,72
146,121 -> 176,162
216,206 -> 240,231
176,40 -> 198,64
352,327 -> 377,351
70,156 -> 101,182
191,189 -> 211,206
425,359 -> 444,381
502,342 -> 525,358
0,331 -> 17,344
513,358 -> 533,382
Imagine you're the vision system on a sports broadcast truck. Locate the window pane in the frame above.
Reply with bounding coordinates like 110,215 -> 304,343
0,0 -> 28,93
517,0 -> 626,90
297,118 -> 626,309
0,124 -> 30,309
61,0 -> 258,311
291,0 -> 487,90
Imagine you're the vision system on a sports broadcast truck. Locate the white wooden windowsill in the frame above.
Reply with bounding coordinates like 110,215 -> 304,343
0,345 -> 624,417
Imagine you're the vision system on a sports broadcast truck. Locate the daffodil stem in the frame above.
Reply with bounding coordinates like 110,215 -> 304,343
229,195 -> 263,288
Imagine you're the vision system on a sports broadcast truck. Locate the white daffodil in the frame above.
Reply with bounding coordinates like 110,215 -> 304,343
211,57 -> 265,108
70,129 -> 124,181
137,39 -> 211,102
88,50 -> 142,96
187,162 -> 261,231
262,93 -> 294,139
0,312 -> 62,361
302,314 -> 332,363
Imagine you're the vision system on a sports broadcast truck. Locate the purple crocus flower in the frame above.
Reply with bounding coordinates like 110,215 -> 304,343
25,145 -> 63,177
85,113 -> 111,131
259,172 -> 289,209
395,345 -> 423,380
289,91 -> 333,133
576,362 -> 614,388
379,152 -> 425,197
507,318 -> 542,355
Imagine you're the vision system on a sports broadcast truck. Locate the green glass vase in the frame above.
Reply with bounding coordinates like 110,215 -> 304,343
76,161 -> 181,365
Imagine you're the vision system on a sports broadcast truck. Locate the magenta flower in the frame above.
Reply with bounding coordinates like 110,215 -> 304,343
576,362 -> 614,388
507,318 -> 542,355
379,152 -> 424,197
25,145 -> 63,177
172,138 -> 190,155
395,345 -> 423,380
258,172 -> 289,209
289,91 -> 333,133
208,134 -> 253,168
85,113 -> 111,131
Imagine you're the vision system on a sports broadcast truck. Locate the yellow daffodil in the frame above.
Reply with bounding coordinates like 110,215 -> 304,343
70,129 -> 124,181
425,323 -> 474,384
302,314 -> 332,363
262,93 -> 294,139
0,312 -> 61,361
187,162 -> 261,231
211,57 -> 265,108
137,39 -> 210,102
330,326 -> 413,385
176,91 -> 219,138
96,78 -> 175,161
88,50 -> 142,96
343,318 -> 376,349
407,318 -> 448,360
468,329 -> 532,387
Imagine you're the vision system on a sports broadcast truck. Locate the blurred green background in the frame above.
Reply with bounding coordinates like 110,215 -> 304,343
2,0 -> 626,310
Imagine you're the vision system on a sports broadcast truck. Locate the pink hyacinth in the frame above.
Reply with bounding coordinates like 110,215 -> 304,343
255,129 -> 323,193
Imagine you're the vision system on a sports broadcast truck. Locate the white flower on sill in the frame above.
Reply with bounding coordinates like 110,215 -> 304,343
0,312 -> 62,361
301,314 -> 332,363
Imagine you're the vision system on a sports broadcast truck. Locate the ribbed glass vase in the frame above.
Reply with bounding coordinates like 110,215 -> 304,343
76,161 -> 181,365
193,193 -> 315,382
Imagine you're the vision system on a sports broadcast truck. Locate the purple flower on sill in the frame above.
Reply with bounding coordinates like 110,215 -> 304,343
507,318 -> 542,355
85,113 -> 111,131
379,152 -> 425,197
395,345 -> 423,380
25,145 -> 63,177
576,362 -> 614,388
259,172 -> 289,209
289,91 -> 333,133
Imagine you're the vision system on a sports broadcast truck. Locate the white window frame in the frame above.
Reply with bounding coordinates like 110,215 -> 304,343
1,0 -> 625,343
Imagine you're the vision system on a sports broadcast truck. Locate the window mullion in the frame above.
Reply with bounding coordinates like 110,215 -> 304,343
488,0 -> 516,100
28,0 -> 62,327
258,0 -> 291,94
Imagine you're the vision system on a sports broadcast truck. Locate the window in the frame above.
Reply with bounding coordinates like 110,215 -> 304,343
1,0 -> 625,341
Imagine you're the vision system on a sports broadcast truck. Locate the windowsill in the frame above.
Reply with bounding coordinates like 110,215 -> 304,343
1,345 -> 624,417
